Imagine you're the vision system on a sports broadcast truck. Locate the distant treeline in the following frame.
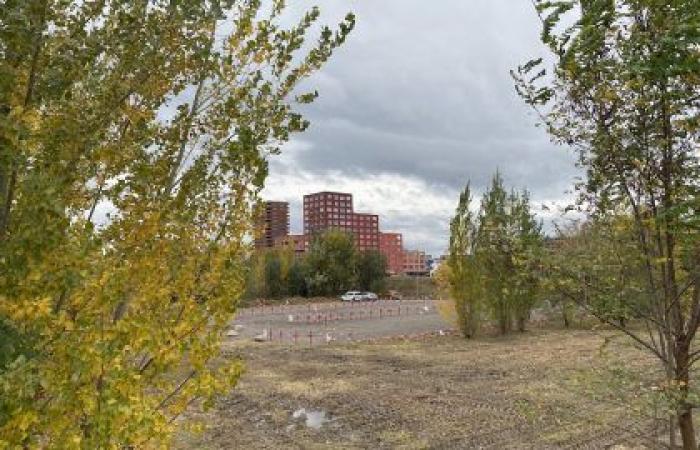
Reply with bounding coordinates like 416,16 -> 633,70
244,229 -> 388,300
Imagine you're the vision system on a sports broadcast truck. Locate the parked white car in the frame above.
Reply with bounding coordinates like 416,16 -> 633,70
340,291 -> 378,302
341,291 -> 363,302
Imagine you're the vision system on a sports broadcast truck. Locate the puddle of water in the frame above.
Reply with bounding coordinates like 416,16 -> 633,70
292,408 -> 329,430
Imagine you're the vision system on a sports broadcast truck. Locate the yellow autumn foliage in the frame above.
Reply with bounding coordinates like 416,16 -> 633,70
0,1 -> 354,447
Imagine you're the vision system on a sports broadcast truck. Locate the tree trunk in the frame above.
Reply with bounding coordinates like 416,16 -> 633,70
562,303 -> 570,328
0,167 -> 15,238
0,168 -> 7,236
678,408 -> 696,450
672,337 -> 696,449
499,313 -> 508,335
517,311 -> 527,332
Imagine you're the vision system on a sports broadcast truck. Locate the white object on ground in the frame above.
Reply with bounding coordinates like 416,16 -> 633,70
253,330 -> 268,342
292,408 -> 329,430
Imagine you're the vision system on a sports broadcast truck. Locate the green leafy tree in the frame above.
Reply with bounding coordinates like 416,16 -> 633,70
548,219 -> 641,328
448,183 -> 482,338
514,1 -> 700,446
448,175 -> 544,337
510,190 -> 544,332
243,251 -> 267,300
305,229 -> 357,296
264,252 -> 285,299
287,259 -> 308,297
542,235 -> 577,328
0,1 -> 354,446
476,174 -> 544,334
476,173 -> 514,334
357,249 -> 387,293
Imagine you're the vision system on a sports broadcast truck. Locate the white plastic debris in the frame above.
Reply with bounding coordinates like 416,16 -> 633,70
253,330 -> 268,342
292,408 -> 329,430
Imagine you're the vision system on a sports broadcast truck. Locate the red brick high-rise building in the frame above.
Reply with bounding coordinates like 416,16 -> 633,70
254,201 -> 289,249
303,192 -> 379,251
379,232 -> 404,275
303,192 -> 353,235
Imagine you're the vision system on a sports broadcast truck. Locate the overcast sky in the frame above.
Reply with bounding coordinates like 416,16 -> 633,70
261,1 -> 580,256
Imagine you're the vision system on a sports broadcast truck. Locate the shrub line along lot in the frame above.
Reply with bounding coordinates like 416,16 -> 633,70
231,300 -> 447,345
177,329 -> 663,449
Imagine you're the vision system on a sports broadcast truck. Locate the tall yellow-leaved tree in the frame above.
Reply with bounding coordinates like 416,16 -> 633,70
0,0 -> 354,447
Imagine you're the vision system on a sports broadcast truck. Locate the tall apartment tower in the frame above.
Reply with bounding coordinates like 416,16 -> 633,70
303,192 -> 379,251
379,232 -> 404,275
303,192 -> 353,235
254,201 -> 290,249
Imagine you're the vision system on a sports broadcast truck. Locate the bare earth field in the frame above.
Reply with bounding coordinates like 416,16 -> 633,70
176,327 -> 665,449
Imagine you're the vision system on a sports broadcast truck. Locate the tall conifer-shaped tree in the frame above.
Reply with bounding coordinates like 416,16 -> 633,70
448,174 -> 543,337
448,183 -> 481,338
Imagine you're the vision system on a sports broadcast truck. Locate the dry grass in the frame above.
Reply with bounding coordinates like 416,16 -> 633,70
175,329 -> 667,449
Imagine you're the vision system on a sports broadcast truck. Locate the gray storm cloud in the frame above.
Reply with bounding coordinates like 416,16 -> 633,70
262,0 -> 581,256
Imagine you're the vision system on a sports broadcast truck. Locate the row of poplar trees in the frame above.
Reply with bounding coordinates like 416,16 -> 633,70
447,172 -> 544,338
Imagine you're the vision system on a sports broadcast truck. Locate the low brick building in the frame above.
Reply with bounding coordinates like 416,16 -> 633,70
379,232 -> 404,275
273,234 -> 309,257
403,250 -> 430,276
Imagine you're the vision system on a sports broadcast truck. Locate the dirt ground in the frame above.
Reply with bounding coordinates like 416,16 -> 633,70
175,329 -> 667,449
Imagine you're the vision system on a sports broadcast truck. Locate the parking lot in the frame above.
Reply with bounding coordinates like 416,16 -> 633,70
230,299 -> 450,345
